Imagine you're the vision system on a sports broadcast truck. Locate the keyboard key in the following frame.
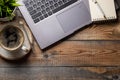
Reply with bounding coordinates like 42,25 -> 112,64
30,1 -> 34,5
41,5 -> 45,10
37,7 -> 41,11
32,12 -> 42,19
48,11 -> 53,16
53,0 -> 77,13
45,3 -> 49,7
34,18 -> 40,23
44,14 -> 48,18
46,8 -> 50,12
58,1 -> 63,5
54,3 -> 59,7
27,7 -> 33,11
38,12 -> 42,16
33,4 -> 37,8
62,0 -> 68,3
41,0 -> 46,4
50,5 -> 55,10
41,10 -> 46,14
30,10 -> 37,15
54,0 -> 58,2
37,2 -> 42,6
49,1 -> 54,5
40,16 -> 44,20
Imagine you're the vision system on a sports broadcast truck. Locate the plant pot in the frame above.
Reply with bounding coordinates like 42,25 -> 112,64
0,7 -> 16,22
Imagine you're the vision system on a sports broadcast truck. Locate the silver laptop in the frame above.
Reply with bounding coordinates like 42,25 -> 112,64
18,0 -> 92,49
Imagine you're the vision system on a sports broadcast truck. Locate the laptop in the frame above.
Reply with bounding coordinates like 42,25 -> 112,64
18,0 -> 92,49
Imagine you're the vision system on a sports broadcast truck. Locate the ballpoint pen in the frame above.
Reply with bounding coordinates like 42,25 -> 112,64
92,0 -> 107,19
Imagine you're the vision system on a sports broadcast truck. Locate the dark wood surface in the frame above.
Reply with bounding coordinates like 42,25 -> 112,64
0,10 -> 120,80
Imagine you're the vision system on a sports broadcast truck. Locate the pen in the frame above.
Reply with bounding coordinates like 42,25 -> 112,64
92,0 -> 107,19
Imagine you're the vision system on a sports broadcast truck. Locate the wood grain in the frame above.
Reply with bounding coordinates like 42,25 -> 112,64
0,41 -> 120,67
0,67 -> 119,80
69,23 -> 120,40
43,41 -> 120,66
0,67 -> 104,80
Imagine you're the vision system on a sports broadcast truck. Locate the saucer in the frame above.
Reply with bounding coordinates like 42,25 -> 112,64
0,18 -> 33,60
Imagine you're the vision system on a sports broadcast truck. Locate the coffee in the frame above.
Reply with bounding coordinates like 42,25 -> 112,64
0,25 -> 24,51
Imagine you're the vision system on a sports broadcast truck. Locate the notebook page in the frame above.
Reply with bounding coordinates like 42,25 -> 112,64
89,0 -> 117,21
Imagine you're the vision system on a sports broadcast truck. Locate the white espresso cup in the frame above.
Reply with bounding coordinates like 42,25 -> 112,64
0,25 -> 24,52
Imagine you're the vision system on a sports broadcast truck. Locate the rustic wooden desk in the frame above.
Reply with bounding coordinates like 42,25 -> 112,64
0,10 -> 120,80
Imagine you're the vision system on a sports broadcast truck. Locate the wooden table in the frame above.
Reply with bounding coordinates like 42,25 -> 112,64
0,10 -> 120,80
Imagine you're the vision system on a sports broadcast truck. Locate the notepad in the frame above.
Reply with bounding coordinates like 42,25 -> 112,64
89,0 -> 117,22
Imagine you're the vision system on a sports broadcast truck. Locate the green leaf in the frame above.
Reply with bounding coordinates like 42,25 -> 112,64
0,6 -> 2,17
10,3 -> 21,7
0,0 -> 20,19
5,0 -> 10,3
0,0 -> 4,6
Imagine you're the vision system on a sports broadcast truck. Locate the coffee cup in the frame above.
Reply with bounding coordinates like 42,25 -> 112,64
0,25 -> 24,52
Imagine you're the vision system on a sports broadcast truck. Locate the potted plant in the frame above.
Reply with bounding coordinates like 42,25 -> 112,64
0,0 -> 20,21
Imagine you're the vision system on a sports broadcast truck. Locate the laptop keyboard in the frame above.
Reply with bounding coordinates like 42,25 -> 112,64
23,0 -> 77,23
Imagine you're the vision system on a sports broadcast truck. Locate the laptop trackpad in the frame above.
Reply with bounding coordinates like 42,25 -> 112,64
56,2 -> 91,33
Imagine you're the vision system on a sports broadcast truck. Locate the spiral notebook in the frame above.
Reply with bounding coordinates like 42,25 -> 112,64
89,0 -> 117,22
